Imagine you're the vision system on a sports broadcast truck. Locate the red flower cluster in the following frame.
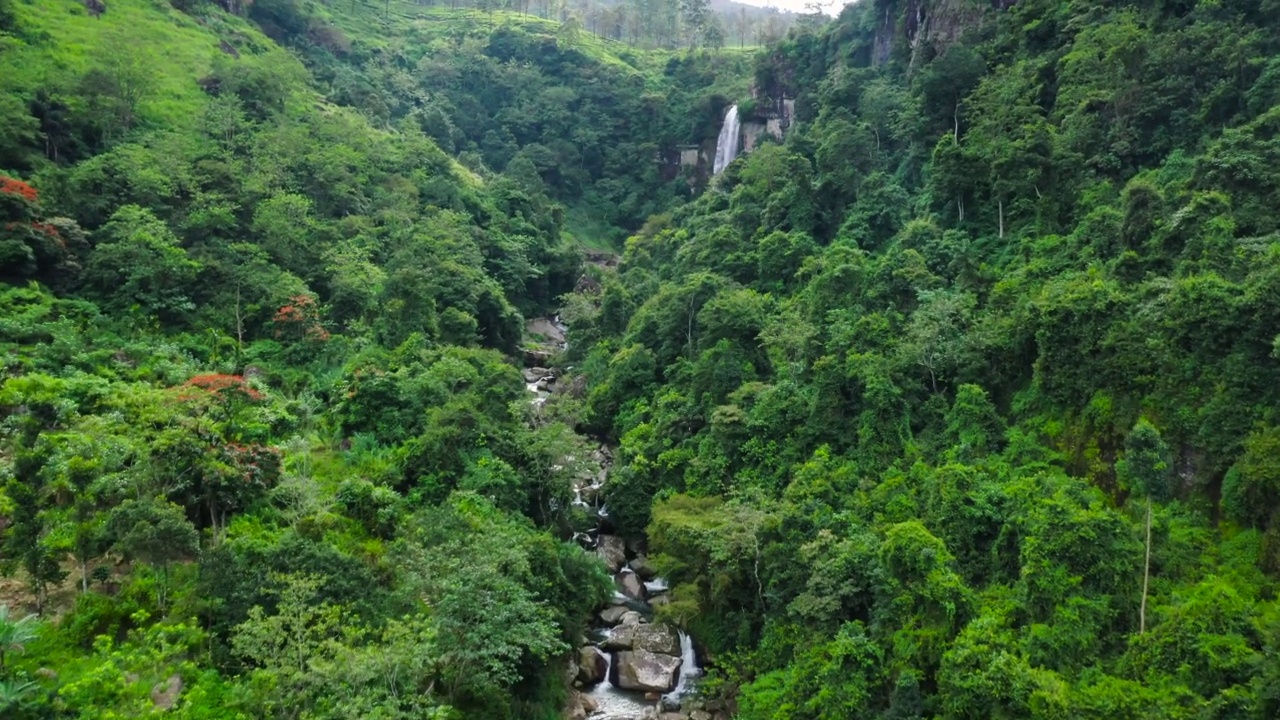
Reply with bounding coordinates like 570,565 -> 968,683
30,222 -> 63,246
0,177 -> 38,202
183,373 -> 264,401
273,294 -> 330,342
223,442 -> 283,488
273,294 -> 318,322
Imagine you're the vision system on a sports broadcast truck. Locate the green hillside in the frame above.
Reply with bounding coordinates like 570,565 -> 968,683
568,0 -> 1280,718
0,0 -> 730,717
4,0 -> 1280,718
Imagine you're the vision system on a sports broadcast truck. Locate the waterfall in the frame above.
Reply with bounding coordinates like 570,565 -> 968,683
664,631 -> 702,702
585,645 -> 649,719
712,104 -> 741,175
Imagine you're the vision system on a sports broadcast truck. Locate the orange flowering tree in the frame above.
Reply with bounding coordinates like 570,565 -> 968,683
160,373 -> 281,533
0,175 -> 88,289
272,293 -> 330,343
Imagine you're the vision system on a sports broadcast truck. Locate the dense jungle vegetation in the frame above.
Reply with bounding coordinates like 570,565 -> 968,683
4,0 -> 1280,718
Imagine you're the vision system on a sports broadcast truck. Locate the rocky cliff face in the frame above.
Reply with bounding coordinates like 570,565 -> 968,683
874,0 -> 1014,68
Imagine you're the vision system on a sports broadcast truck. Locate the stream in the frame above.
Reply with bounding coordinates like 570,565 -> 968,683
522,315 -> 706,720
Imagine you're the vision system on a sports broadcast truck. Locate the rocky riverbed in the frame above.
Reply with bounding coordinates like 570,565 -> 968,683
520,316 -> 725,720
564,526 -> 720,720
562,456 -> 726,720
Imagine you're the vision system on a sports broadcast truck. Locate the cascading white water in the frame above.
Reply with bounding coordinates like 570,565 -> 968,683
712,104 -> 741,175
664,631 -> 702,702
585,643 -> 650,720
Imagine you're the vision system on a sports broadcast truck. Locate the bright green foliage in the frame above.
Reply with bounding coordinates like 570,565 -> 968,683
0,606 -> 38,676
106,500 -> 199,611
4,0 -> 1280,716
0,0 -> 745,715
1117,418 -> 1173,502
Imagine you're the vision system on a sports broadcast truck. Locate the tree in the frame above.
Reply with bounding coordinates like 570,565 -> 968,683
917,44 -> 985,140
943,384 -> 1006,462
1117,419 -> 1172,636
107,499 -> 199,611
77,40 -> 156,147
899,290 -> 976,395
679,0 -> 711,48
2,449 -> 69,617
1222,427 -> 1280,531
963,68 -> 1054,239
84,205 -> 201,323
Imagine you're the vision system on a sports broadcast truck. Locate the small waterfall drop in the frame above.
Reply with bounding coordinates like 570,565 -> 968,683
664,631 -> 702,702
712,104 -> 741,175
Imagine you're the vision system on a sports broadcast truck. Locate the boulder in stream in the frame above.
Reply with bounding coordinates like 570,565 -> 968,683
616,571 -> 646,601
597,535 -> 627,573
602,623 -> 636,650
576,646 -> 608,686
632,623 -> 680,655
599,605 -> 630,626
629,554 -> 658,580
522,367 -> 551,383
613,649 -> 682,692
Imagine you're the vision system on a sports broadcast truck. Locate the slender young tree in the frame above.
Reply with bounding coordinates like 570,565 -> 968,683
1117,418 -> 1172,634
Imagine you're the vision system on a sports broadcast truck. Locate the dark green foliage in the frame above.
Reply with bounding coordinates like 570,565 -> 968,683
562,0 -> 1280,716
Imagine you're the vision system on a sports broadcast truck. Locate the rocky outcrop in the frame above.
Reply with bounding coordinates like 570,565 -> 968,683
602,622 -> 637,651
872,0 -> 1011,68
613,649 -> 682,693
577,646 -> 608,686
629,555 -> 658,580
632,624 -> 680,656
564,691 -> 599,720
599,605 -> 630,625
597,534 -> 627,573
617,570 -> 646,601
150,674 -> 183,710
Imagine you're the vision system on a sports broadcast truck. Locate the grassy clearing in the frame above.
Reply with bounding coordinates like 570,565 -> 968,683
4,0 -> 269,130
321,1 -> 751,81
564,203 -> 625,252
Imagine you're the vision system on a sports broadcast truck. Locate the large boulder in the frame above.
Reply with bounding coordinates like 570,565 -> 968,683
614,649 -> 682,693
577,646 -> 608,686
150,674 -> 183,710
522,367 -> 551,383
599,605 -> 630,626
565,691 -> 589,720
616,571 -> 646,601
597,535 -> 627,573
602,623 -> 636,650
629,554 -> 658,580
632,623 -> 680,656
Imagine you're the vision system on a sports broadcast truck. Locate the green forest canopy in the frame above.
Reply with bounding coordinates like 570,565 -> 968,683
3,0 -> 1280,718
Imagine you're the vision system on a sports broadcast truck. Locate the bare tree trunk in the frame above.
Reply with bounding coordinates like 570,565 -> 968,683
998,198 -> 1004,239
234,284 -> 245,354
1140,497 -> 1152,634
